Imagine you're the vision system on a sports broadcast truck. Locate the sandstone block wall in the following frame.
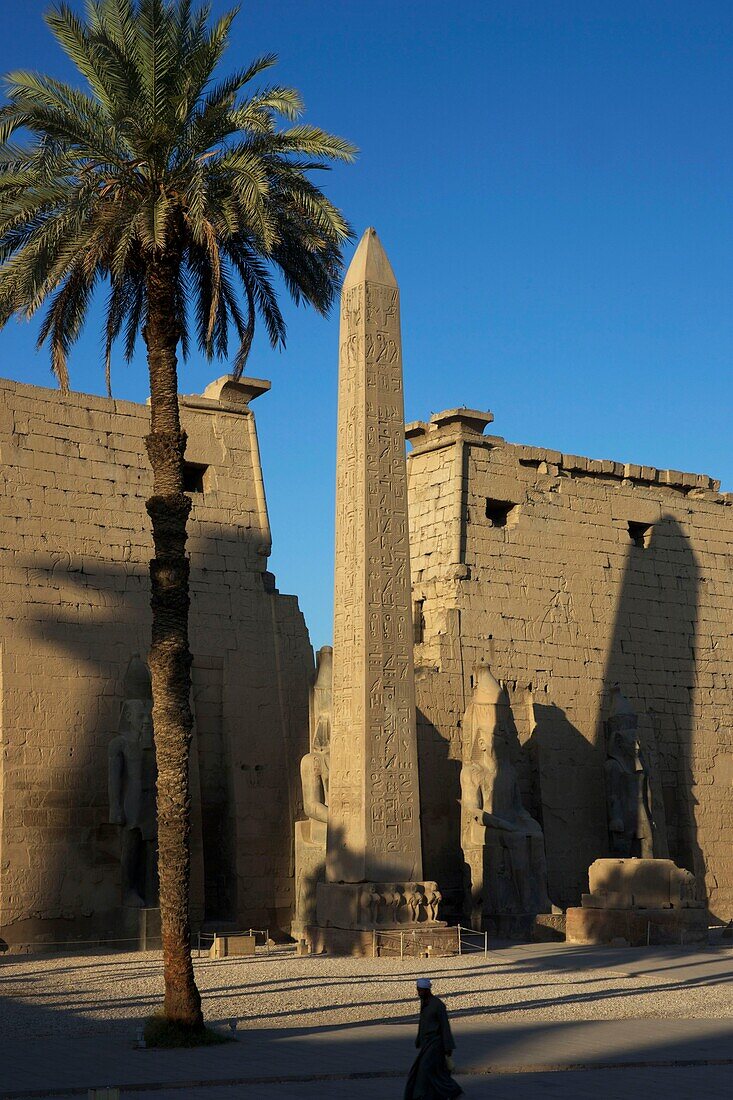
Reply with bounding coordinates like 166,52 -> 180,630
0,376 -> 311,947
407,411 -> 733,920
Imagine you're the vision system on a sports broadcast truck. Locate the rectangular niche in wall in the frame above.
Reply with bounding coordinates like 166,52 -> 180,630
183,462 -> 209,494
486,498 -> 520,529
628,520 -> 653,548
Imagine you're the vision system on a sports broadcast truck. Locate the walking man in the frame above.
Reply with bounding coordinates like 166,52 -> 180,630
404,978 -> 463,1099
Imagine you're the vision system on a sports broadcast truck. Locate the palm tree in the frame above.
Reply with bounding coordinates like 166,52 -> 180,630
0,0 -> 354,1030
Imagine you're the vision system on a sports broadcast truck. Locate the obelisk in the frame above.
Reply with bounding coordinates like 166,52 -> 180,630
312,229 -> 444,953
327,226 -> 422,885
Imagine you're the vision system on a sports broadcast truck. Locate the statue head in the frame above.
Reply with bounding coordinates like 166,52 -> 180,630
123,654 -> 152,701
118,698 -> 153,744
473,664 -> 503,706
311,646 -> 333,752
315,645 -> 333,681
468,664 -> 506,764
313,715 -> 330,755
118,654 -> 154,744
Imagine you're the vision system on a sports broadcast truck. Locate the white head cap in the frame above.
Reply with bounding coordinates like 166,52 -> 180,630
416,978 -> 432,989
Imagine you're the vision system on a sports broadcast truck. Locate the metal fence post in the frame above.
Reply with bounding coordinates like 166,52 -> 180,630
458,925 -> 462,955
400,932 -> 404,960
484,930 -> 488,956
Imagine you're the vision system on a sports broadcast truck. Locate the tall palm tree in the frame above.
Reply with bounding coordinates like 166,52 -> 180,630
0,0 -> 354,1030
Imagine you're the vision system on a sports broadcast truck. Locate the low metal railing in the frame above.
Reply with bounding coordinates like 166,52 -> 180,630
1,927 -> 272,959
195,928 -> 270,957
456,924 -> 489,955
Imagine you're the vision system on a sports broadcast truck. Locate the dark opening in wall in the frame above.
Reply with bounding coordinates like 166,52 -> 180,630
486,498 -> 518,528
183,462 -> 208,494
413,598 -> 425,644
628,520 -> 653,549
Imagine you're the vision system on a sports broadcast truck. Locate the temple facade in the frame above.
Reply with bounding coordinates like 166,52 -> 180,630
0,375 -> 311,948
407,408 -> 733,922
2,341 -> 733,949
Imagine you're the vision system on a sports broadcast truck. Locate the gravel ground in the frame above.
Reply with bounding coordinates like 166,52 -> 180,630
1,942 -> 732,1040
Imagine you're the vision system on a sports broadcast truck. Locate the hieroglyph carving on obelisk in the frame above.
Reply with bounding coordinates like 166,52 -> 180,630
327,227 -> 423,884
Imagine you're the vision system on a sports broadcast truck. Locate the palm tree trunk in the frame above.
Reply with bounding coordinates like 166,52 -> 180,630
143,255 -> 203,1029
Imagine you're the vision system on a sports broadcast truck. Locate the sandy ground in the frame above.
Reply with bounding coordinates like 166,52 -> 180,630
2,940 -> 732,1040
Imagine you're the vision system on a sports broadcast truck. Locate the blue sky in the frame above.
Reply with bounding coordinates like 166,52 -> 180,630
0,1 -> 731,647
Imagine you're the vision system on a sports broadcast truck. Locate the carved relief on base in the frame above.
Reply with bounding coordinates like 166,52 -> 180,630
316,880 -> 443,930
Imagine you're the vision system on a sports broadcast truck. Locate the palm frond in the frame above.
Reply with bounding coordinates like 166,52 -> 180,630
0,0 -> 354,388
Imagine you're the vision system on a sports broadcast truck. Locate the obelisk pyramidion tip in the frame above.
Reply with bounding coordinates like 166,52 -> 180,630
343,227 -> 398,288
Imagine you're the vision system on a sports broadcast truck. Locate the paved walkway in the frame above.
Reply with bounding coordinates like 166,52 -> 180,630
3,1016 -> 733,1098
136,1065 -> 733,1100
2,943 -> 732,1098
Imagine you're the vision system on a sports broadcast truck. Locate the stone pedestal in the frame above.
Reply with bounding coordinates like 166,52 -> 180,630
567,857 -> 707,946
210,933 -> 256,958
566,906 -> 708,946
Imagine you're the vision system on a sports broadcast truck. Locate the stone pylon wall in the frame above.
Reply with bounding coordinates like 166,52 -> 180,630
0,376 -> 311,946
407,411 -> 733,921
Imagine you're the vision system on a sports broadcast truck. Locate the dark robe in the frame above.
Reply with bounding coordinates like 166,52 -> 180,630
404,994 -> 463,1100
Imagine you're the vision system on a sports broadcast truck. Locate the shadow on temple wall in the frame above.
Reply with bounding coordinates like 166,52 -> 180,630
599,514 -> 705,910
416,707 -> 463,922
525,703 -> 607,911
7,520 -> 309,944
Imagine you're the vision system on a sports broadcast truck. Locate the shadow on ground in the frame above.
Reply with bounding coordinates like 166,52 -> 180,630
2,943 -> 733,1097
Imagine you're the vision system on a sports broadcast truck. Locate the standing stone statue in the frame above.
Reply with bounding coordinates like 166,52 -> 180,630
312,228 -> 445,953
460,665 -> 550,930
108,655 -> 157,908
605,685 -> 656,858
292,646 -> 332,938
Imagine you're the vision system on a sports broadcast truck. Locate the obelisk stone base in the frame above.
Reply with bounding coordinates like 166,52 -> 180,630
306,922 -> 459,958
310,879 -> 456,956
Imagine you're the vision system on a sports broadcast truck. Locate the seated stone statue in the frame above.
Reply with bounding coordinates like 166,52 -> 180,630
293,647 -> 332,936
108,655 -> 156,908
300,715 -> 330,838
605,685 -> 655,858
460,665 -> 550,922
